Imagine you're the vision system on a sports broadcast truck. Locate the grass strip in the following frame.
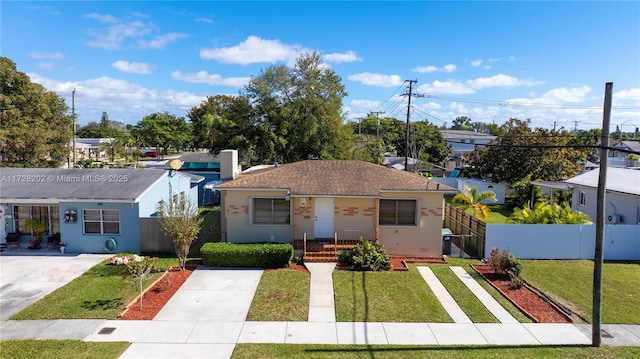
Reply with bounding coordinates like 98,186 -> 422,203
0,340 -> 129,359
11,256 -> 178,320
247,270 -> 310,321
424,263 -> 498,323
445,257 -> 533,323
521,260 -> 640,324
333,270 -> 451,323
232,344 -> 640,359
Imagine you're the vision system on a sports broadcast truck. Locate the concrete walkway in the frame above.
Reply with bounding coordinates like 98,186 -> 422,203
305,262 -> 337,322
417,266 -> 472,323
449,266 -> 519,323
2,263 -> 640,359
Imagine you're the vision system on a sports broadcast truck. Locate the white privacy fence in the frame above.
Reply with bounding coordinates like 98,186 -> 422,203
485,224 -> 640,260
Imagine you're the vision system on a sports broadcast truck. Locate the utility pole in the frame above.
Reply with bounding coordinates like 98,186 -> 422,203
593,82 -> 612,347
355,116 -> 365,136
72,88 -> 76,169
403,80 -> 418,171
369,111 -> 385,141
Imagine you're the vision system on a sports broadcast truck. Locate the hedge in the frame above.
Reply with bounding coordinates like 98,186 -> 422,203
200,242 -> 294,268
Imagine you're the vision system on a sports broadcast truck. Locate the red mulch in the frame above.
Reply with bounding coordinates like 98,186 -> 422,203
471,264 -> 571,323
118,266 -> 196,320
390,256 -> 447,271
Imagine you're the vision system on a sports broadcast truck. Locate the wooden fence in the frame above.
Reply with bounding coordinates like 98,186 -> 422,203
443,203 -> 487,258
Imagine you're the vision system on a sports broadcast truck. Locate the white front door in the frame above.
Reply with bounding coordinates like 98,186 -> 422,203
314,198 -> 334,238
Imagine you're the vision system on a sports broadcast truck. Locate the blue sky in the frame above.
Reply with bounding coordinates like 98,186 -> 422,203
2,1 -> 639,133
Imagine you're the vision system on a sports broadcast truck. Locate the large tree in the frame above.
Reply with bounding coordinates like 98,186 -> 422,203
132,112 -> 191,154
347,116 -> 449,167
243,52 -> 352,163
466,118 -> 583,182
0,57 -> 73,167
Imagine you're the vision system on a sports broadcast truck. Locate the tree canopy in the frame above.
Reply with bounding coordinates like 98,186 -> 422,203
0,57 -> 73,167
243,52 -> 351,162
466,118 -> 583,182
132,112 -> 191,154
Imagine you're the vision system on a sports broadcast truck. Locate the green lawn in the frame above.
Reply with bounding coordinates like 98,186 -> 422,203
424,263 -> 498,323
11,256 -> 179,320
521,260 -> 640,324
247,270 -> 310,321
333,270 -> 451,323
0,340 -> 129,359
232,344 -> 640,359
443,258 -> 533,323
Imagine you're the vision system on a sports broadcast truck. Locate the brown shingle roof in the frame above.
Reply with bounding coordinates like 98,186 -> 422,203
216,160 -> 455,196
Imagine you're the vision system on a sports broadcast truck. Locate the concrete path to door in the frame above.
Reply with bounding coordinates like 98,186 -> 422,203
0,254 -> 111,321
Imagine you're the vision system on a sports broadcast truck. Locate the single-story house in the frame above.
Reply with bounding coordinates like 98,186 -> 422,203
565,167 -> 640,224
215,160 -> 456,257
0,168 -> 199,253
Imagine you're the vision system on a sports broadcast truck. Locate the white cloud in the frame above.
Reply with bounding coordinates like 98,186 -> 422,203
539,86 -> 592,103
467,74 -> 542,89
470,59 -> 482,67
27,72 -> 207,123
615,88 -> 640,101
36,62 -> 55,70
200,36 -> 307,65
418,74 -> 542,95
348,73 -> 403,87
28,52 -> 65,59
418,80 -> 476,95
171,70 -> 250,88
111,60 -> 152,74
138,32 -> 188,49
195,17 -> 214,24
84,12 -> 118,23
350,99 -> 382,110
443,64 -> 457,73
413,64 -> 457,73
414,65 -> 438,73
324,51 -> 362,64
87,20 -> 153,49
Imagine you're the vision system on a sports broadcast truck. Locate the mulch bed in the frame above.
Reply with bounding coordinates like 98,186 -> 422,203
471,264 -> 572,323
118,266 -> 196,320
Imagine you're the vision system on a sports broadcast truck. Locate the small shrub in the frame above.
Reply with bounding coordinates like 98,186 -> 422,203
340,237 -> 391,271
487,247 -> 524,289
509,274 -> 524,290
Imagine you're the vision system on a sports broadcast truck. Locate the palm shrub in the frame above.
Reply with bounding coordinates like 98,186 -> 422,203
339,237 -> 391,271
509,202 -> 592,224
452,185 -> 498,221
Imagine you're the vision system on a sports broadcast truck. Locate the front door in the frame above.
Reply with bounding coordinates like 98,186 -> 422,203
314,198 -> 334,238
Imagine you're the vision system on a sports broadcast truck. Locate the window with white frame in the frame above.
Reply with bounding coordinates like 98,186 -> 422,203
83,209 -> 120,234
252,198 -> 290,225
579,191 -> 586,206
379,199 -> 417,225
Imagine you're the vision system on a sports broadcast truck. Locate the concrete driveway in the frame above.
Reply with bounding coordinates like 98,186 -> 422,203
0,254 -> 110,321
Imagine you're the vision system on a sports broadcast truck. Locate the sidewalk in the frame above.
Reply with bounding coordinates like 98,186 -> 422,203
1,264 -> 640,359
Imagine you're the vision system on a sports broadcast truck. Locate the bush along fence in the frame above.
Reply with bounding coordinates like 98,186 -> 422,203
200,242 -> 294,268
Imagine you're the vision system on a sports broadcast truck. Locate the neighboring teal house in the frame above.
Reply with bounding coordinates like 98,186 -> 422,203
0,168 -> 199,254
169,149 -> 240,206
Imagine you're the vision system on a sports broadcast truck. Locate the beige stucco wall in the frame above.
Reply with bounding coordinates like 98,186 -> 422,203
221,189 -> 445,257
220,190 -> 291,243
378,192 -> 444,257
333,197 -> 377,240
